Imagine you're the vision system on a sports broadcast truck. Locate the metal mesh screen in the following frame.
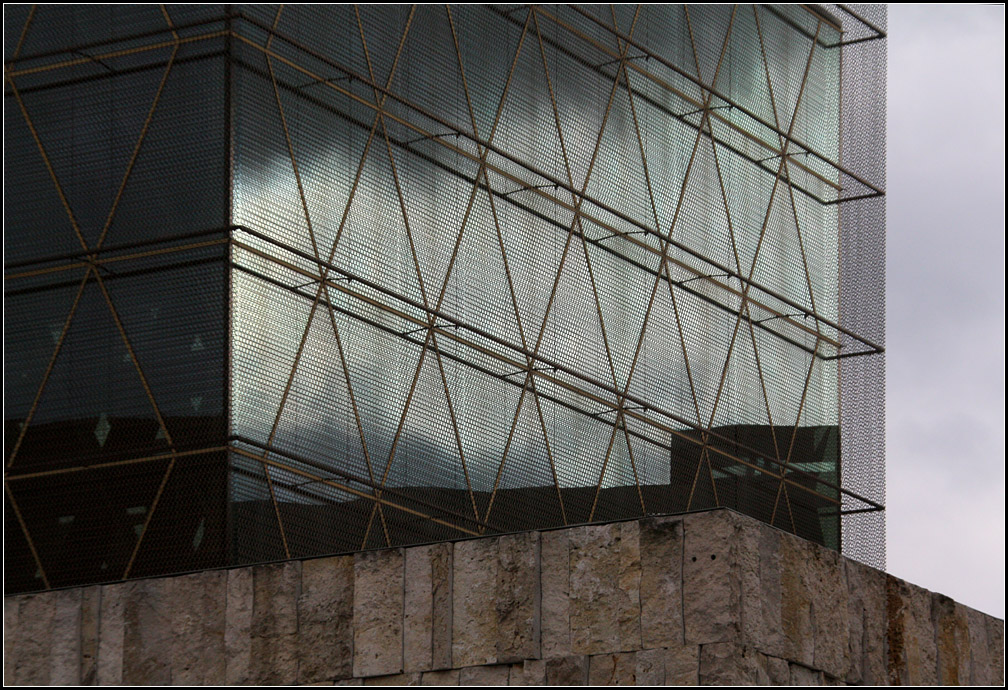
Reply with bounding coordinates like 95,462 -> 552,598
5,4 -> 886,592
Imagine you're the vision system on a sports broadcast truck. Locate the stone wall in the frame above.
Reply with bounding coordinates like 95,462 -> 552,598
4,509 -> 1004,685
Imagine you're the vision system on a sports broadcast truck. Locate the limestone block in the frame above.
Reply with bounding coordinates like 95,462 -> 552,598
698,642 -> 769,685
497,531 -> 541,663
966,607 -> 993,685
750,525 -> 787,659
459,664 -> 511,686
569,523 -> 640,655
363,671 -> 421,685
250,560 -> 301,685
80,586 -> 101,685
789,662 -> 824,685
765,655 -> 790,685
430,543 -> 453,670
809,544 -> 849,679
639,517 -> 683,649
932,593 -> 971,685
170,569 -> 227,685
421,668 -> 460,685
885,575 -> 937,686
545,655 -> 589,685
122,579 -> 173,685
588,652 -> 637,685
540,528 -> 571,659
634,648 -> 664,685
508,659 -> 547,685
843,559 -> 886,685
6,592 -> 55,684
664,644 -> 700,686
404,546 -> 435,673
299,555 -> 355,683
683,510 -> 742,645
3,598 -> 19,684
985,614 -> 1004,686
97,583 -> 126,685
452,538 -> 498,667
333,678 -> 365,686
354,549 -> 405,678
49,588 -> 83,685
778,533 -> 815,667
225,566 -> 253,684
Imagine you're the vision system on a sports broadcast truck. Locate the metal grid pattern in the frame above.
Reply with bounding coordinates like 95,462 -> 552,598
4,4 -> 886,593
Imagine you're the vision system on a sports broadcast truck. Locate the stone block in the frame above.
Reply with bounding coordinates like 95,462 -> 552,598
809,544 -> 849,678
3,598 -> 19,684
985,614 -> 1004,686
778,533 -> 815,667
363,672 -> 421,685
540,528 -> 571,659
225,566 -> 253,684
453,538 -> 498,667
665,644 -> 700,685
333,678 -> 364,686
843,559 -> 886,685
250,560 -> 301,685
97,583 -> 126,685
639,517 -> 683,649
683,510 -> 743,645
545,655 -> 588,685
404,545 -> 435,673
431,542 -> 454,670
508,659 -> 547,685
698,642 -> 769,685
588,652 -> 637,685
789,662 -> 824,685
122,579 -> 173,685
80,586 -> 101,685
421,668 -> 460,685
932,593 -> 971,685
765,655 -> 790,685
459,664 -> 511,686
170,569 -> 227,685
6,592 -> 55,685
497,531 -> 541,663
634,648 -> 664,685
50,588 -> 83,685
967,607 -> 993,685
569,523 -> 640,655
354,549 -> 405,677
300,555 -> 355,683
885,575 -> 937,685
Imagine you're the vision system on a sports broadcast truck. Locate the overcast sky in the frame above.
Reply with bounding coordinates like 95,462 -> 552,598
885,4 -> 1005,619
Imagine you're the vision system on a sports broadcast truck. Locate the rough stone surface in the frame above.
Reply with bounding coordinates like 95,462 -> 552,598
170,569 -> 227,685
354,549 -> 404,678
699,642 -> 769,685
779,533 -> 816,667
3,597 -> 18,683
80,586 -> 100,685
844,559 -> 887,685
665,644 -> 700,685
985,614 -> 1005,685
789,662 -> 824,685
496,531 -> 541,663
430,542 -> 453,670
588,652 -> 637,685
8,592 -> 55,684
300,555 -> 354,683
639,517 -> 684,649
404,546 -> 435,673
50,588 -> 83,685
249,560 -> 301,685
886,575 -> 937,686
810,543 -> 849,679
452,538 -> 498,667
931,593 -> 971,686
967,607 -> 993,685
766,655 -> 790,685
570,523 -> 640,655
458,664 -> 511,686
421,668 -> 460,685
363,672 -> 420,685
225,565 -> 253,685
540,528 -> 571,659
683,511 -> 741,645
545,655 -> 588,685
121,578 -> 173,685
634,648 -> 665,685
508,659 -> 547,686
97,583 -> 125,685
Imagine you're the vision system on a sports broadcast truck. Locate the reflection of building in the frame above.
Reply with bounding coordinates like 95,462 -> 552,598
4,4 -> 886,593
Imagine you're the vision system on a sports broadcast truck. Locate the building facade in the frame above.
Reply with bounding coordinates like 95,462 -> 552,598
3,4 -> 886,593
